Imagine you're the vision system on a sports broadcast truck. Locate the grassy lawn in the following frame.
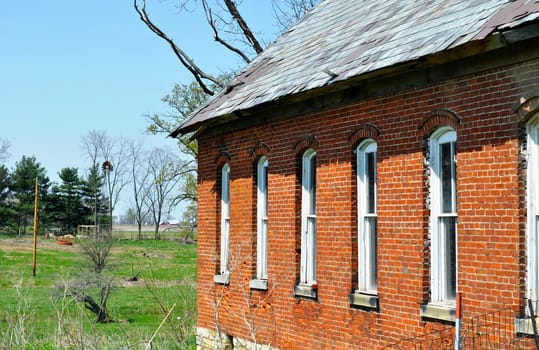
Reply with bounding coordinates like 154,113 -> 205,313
0,234 -> 197,349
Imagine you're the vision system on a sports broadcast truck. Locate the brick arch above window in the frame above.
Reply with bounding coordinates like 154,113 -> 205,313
348,123 -> 380,148
418,109 -> 460,137
293,133 -> 320,154
250,141 -> 271,161
215,150 -> 232,168
514,92 -> 539,123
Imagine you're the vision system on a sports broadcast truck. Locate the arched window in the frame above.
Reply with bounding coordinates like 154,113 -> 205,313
301,149 -> 317,285
256,156 -> 269,280
429,127 -> 457,304
527,118 -> 539,301
357,139 -> 377,293
220,163 -> 231,275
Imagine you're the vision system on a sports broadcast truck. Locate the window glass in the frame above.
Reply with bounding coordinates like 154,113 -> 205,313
366,151 -> 376,215
257,157 -> 268,280
429,128 -> 456,304
357,140 -> 378,293
301,149 -> 317,285
441,142 -> 455,214
309,155 -> 316,215
220,164 -> 230,275
527,120 -> 539,304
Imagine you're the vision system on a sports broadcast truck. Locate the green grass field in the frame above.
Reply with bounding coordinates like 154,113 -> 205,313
0,234 -> 197,349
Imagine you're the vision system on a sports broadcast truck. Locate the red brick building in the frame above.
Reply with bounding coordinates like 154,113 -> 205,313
172,1 -> 539,348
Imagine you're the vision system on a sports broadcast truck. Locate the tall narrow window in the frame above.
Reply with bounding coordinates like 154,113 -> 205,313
220,163 -> 231,275
357,140 -> 377,293
256,157 -> 269,280
430,128 -> 457,304
301,149 -> 317,285
527,120 -> 539,302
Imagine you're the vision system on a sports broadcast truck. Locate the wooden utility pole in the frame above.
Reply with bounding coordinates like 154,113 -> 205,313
32,176 -> 38,277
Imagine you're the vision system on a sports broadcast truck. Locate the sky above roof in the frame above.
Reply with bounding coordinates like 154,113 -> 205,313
180,0 -> 539,133
0,0 -> 274,182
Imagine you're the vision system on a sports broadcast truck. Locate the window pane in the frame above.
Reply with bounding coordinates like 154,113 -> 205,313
222,165 -> 230,212
441,216 -> 456,301
222,218 -> 230,273
309,155 -> 316,215
221,165 -> 230,274
441,142 -> 455,213
366,152 -> 376,214
534,215 -> 539,297
261,218 -> 268,278
365,217 -> 377,291
263,163 -> 268,217
307,216 -> 316,282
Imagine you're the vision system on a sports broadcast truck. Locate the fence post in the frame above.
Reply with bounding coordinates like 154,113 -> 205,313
456,292 -> 462,349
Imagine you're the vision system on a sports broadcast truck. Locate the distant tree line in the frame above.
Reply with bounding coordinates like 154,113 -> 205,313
0,131 -> 196,239
0,155 -> 109,236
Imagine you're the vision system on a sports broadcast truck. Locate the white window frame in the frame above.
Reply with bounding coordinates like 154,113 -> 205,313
220,163 -> 231,275
357,140 -> 378,294
300,149 -> 317,285
256,157 -> 269,280
429,127 -> 457,305
527,119 -> 539,302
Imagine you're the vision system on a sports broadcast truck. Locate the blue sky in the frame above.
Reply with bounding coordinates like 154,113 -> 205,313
1,0 -> 279,218
1,0 -> 275,186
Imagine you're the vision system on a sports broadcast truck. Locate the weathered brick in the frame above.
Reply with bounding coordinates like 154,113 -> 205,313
195,55 -> 539,349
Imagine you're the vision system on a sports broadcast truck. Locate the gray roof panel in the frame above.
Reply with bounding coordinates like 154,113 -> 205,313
175,0 -> 539,134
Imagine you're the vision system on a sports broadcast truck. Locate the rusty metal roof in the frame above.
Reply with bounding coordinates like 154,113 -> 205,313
174,0 -> 539,135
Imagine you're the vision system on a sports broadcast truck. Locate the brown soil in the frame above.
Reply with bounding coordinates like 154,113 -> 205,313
0,236 -> 78,253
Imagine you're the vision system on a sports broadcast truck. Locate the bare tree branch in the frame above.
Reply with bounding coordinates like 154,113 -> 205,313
81,130 -> 131,232
0,139 -> 10,164
223,0 -> 264,54
272,0 -> 318,33
202,0 -> 251,63
134,0 -> 223,95
134,0 -> 318,98
146,147 -> 183,239
128,140 -> 152,240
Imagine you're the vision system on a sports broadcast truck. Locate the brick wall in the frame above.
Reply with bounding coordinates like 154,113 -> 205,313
195,56 -> 539,349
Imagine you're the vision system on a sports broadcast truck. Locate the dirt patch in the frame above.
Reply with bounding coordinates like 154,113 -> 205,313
0,236 -> 79,253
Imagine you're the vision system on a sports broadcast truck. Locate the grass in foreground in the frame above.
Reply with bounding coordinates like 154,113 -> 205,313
0,234 -> 197,349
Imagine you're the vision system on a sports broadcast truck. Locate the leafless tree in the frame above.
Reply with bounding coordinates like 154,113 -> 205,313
146,147 -> 184,239
134,0 -> 319,96
272,0 -> 319,31
57,236 -> 114,324
81,130 -> 105,231
204,246 -> 276,349
128,140 -> 152,240
0,138 -> 10,164
59,273 -> 113,324
82,130 -> 131,231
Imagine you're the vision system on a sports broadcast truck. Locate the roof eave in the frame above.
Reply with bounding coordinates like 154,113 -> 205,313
171,21 -> 539,139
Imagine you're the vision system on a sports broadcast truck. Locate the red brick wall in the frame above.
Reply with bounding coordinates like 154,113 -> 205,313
195,57 -> 539,348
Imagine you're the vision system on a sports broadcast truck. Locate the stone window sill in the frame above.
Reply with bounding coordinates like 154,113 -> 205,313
249,279 -> 268,290
294,284 -> 317,299
214,273 -> 230,285
420,303 -> 456,323
349,292 -> 378,310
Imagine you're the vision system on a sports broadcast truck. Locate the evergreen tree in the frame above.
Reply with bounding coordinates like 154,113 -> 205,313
50,167 -> 89,234
0,165 -> 16,232
10,156 -> 50,235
